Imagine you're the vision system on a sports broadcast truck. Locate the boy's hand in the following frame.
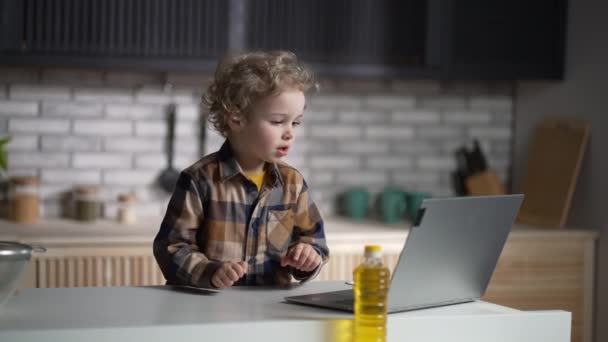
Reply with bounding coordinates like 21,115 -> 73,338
211,261 -> 248,289
280,243 -> 321,272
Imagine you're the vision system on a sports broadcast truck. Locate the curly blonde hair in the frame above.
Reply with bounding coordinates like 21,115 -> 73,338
202,50 -> 315,137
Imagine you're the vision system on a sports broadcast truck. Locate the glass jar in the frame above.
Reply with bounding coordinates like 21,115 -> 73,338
73,185 -> 100,222
10,176 -> 40,224
117,193 -> 137,225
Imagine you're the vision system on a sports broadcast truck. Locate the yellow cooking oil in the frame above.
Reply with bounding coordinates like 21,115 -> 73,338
353,245 -> 390,342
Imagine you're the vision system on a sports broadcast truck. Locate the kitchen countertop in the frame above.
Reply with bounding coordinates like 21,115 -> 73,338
0,281 -> 571,342
0,216 -> 598,246
0,216 -> 410,246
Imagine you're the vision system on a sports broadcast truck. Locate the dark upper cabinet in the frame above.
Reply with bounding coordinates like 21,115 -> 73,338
439,0 -> 567,79
0,0 -> 229,70
246,0 -> 429,76
244,0 -> 567,79
0,0 -> 567,79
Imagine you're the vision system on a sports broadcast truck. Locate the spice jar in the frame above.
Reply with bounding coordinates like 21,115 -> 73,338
117,193 -> 137,225
10,176 -> 40,224
73,185 -> 100,222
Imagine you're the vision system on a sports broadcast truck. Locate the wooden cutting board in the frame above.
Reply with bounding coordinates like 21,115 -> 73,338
517,117 -> 590,228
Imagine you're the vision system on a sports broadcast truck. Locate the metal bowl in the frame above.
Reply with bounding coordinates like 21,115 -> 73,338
0,241 -> 46,307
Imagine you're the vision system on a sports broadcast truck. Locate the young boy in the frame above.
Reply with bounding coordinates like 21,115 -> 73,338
153,51 -> 329,289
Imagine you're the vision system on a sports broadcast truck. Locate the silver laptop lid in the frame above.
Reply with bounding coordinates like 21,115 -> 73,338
387,194 -> 523,311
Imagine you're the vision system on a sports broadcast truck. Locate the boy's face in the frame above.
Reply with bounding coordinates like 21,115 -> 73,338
233,89 -> 305,165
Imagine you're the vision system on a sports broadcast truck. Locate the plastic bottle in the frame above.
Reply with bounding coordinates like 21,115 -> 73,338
117,193 -> 137,225
353,245 -> 390,342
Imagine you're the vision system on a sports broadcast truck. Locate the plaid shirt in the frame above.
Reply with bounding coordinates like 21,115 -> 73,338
153,141 -> 329,287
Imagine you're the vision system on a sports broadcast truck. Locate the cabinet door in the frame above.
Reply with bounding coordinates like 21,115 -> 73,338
246,0 -> 428,71
483,236 -> 595,342
441,0 -> 567,79
0,0 -> 229,70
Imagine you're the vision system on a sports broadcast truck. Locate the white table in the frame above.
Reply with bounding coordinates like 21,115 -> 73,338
0,281 -> 570,342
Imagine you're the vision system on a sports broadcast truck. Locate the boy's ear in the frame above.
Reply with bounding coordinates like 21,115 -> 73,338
227,112 -> 245,131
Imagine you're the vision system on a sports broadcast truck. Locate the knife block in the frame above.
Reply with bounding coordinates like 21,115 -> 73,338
465,170 -> 506,196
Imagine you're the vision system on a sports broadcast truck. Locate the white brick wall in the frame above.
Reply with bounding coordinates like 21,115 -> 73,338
9,152 -> 69,168
492,110 -> 513,124
5,135 -> 38,151
308,95 -> 362,109
305,141 -> 336,154
73,119 -> 133,136
0,68 -> 515,218
74,88 -> 133,103
72,153 -> 131,168
468,126 -> 511,140
41,136 -> 103,152
173,89 -> 200,105
366,157 -> 413,169
6,168 -> 37,177
135,154 -> 167,169
391,110 -> 440,124
105,71 -> 161,87
365,125 -> 415,139
104,137 -> 163,153
419,96 -> 467,110
364,96 -> 416,110
10,85 -> 71,101
443,111 -> 492,124
106,104 -> 164,119
416,126 -> 463,139
175,155 -> 200,169
391,171 -> 441,185
338,110 -> 388,124
177,104 -> 201,120
134,88 -> 174,104
417,156 -> 456,171
491,142 -> 511,155
42,102 -> 103,118
308,171 -> 334,186
392,141 -> 439,154
38,184 -> 69,200
0,100 -> 39,116
9,118 -> 70,134
470,96 -> 512,110
337,171 -> 388,186
175,122 -> 200,137
41,170 -> 102,184
103,170 -> 158,185
174,138 -> 201,154
134,121 -> 165,136
305,110 -> 336,123
310,156 -> 361,169
337,141 -> 389,154
309,126 -> 361,139
204,129 -> 225,155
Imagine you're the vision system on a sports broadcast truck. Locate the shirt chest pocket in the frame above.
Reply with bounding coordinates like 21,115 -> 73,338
266,209 -> 295,252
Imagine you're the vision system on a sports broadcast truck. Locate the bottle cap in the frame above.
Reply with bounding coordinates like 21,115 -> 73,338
11,176 -> 39,186
118,193 -> 136,203
73,185 -> 99,195
364,245 -> 382,253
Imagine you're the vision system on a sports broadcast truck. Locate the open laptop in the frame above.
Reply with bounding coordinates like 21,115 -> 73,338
284,194 -> 524,313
